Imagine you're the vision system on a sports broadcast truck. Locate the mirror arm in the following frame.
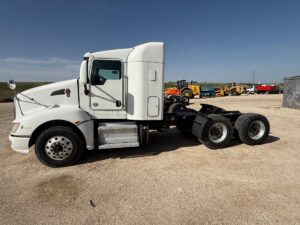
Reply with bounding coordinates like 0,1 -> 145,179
10,89 -> 24,116
84,84 -> 90,95
15,94 -> 24,116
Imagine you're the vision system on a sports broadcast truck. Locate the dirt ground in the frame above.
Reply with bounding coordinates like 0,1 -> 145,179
0,94 -> 299,225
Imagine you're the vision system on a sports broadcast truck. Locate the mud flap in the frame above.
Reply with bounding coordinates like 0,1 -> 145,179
192,112 -> 209,139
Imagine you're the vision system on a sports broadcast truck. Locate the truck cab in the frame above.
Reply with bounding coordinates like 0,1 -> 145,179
78,42 -> 164,120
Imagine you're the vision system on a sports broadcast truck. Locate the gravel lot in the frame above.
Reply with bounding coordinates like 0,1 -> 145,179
0,94 -> 299,225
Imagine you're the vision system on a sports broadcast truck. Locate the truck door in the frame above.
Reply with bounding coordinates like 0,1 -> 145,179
89,59 -> 125,112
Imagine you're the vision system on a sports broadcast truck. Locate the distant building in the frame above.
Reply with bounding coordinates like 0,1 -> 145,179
283,76 -> 300,109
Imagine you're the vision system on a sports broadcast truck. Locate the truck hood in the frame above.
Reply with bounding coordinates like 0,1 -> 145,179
15,79 -> 79,118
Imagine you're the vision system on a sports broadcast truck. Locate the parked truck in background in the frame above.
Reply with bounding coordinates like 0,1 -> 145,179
256,84 -> 280,94
246,85 -> 256,94
8,42 -> 270,167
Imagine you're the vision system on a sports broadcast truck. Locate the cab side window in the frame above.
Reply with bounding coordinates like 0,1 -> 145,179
91,60 -> 121,85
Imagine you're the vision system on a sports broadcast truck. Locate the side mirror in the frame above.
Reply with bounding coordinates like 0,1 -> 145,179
79,60 -> 87,84
8,80 -> 16,90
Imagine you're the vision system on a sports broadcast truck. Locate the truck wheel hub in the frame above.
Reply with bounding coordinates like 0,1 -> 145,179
208,123 -> 227,143
45,136 -> 73,160
248,121 -> 265,140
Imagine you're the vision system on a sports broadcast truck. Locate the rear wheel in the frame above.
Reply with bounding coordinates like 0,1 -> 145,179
199,115 -> 233,149
35,126 -> 85,167
168,102 -> 186,114
169,95 -> 178,103
235,113 -> 270,145
180,96 -> 189,105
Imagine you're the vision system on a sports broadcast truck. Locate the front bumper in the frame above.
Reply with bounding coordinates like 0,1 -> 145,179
9,134 -> 30,154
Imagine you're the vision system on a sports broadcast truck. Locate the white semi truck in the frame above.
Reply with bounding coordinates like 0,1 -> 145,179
8,42 -> 270,167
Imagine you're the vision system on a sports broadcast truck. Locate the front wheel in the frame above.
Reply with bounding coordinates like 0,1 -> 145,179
199,114 -> 233,149
181,89 -> 193,99
35,126 -> 85,167
235,113 -> 270,145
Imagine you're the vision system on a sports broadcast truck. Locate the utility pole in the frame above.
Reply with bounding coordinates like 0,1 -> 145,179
252,70 -> 255,84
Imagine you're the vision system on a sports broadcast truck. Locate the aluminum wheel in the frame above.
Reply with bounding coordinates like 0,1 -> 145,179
44,136 -> 73,161
248,120 -> 266,140
208,123 -> 228,143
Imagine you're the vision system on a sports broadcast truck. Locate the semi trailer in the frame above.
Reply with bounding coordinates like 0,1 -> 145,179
8,42 -> 270,167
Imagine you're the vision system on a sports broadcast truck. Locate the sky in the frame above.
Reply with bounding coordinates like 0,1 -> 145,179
0,0 -> 300,83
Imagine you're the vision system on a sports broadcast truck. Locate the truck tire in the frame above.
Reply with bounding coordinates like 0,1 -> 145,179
199,115 -> 233,149
169,95 -> 178,103
180,96 -> 189,105
168,103 -> 186,114
235,113 -> 270,145
181,89 -> 193,99
35,126 -> 85,167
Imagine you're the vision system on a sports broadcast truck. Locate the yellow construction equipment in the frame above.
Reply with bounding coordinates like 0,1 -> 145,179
215,87 -> 226,97
164,80 -> 200,98
188,81 -> 201,97
223,83 -> 246,96
214,83 -> 246,96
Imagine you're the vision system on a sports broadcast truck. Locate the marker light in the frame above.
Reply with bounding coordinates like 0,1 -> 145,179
11,123 -> 20,134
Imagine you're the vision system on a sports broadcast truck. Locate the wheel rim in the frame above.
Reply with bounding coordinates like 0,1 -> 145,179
44,136 -> 73,160
208,123 -> 228,143
248,120 -> 266,140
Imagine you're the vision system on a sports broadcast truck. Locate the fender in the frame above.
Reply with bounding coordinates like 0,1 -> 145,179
12,105 -> 94,150
192,112 -> 209,139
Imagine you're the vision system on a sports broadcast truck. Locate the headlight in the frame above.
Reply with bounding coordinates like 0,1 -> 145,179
11,123 -> 20,134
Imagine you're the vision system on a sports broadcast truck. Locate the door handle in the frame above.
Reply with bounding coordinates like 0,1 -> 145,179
116,100 -> 122,107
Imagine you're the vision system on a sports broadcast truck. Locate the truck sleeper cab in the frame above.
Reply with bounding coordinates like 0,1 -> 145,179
8,42 -> 270,167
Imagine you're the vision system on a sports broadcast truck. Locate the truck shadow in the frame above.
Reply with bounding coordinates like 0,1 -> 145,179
79,127 -> 198,164
79,128 -> 280,165
224,135 -> 280,148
